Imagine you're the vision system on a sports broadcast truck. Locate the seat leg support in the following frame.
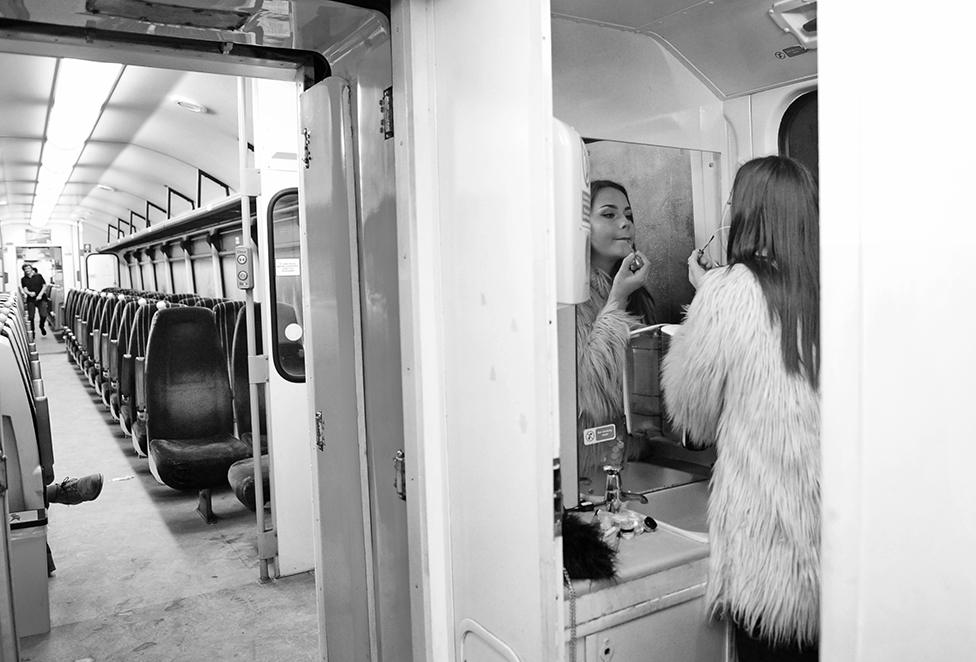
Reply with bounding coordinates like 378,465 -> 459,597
197,489 -> 218,524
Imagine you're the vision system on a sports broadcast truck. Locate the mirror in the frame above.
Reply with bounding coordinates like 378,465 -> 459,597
575,139 -> 720,500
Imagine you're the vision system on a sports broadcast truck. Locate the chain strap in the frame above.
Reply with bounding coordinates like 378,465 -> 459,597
563,567 -> 577,662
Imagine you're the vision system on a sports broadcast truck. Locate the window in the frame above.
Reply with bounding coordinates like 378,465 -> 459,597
779,91 -> 818,178
267,189 -> 305,382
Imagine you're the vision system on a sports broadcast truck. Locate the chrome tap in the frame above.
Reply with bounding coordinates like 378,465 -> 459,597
602,466 -> 648,513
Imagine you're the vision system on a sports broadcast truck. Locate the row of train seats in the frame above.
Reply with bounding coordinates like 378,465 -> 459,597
60,288 -> 270,521
0,292 -> 52,635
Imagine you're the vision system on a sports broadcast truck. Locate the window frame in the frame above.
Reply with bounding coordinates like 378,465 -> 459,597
266,187 -> 305,383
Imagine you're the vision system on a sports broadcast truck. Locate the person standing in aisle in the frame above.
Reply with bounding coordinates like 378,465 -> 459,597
20,262 -> 51,336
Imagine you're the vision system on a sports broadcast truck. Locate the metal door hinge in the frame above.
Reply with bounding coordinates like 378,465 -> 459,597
553,458 -> 563,536
302,128 -> 311,168
393,449 -> 406,500
379,87 -> 394,139
314,411 -> 326,452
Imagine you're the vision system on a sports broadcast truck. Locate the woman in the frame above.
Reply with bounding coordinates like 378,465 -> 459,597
576,180 -> 655,475
662,156 -> 820,660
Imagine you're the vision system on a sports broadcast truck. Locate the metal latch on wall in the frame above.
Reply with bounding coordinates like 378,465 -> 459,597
393,449 -> 406,501
302,128 -> 311,169
314,411 -> 326,452
553,458 -> 563,536
379,87 -> 394,139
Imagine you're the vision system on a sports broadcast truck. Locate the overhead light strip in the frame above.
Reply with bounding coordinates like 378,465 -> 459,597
30,58 -> 123,227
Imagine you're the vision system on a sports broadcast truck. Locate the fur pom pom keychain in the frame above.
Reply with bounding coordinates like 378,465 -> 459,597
562,511 -> 617,581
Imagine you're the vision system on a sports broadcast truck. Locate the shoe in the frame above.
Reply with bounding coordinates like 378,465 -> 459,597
40,327 -> 47,336
51,474 -> 103,505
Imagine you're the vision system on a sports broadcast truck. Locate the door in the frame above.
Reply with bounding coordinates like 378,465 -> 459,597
298,74 -> 411,661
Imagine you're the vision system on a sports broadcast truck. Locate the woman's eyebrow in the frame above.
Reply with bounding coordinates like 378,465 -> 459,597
597,204 -> 618,211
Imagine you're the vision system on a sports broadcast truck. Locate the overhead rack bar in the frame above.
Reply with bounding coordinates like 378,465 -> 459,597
99,194 -> 256,253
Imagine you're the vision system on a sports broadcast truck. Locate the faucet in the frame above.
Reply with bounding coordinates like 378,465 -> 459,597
601,466 -> 648,513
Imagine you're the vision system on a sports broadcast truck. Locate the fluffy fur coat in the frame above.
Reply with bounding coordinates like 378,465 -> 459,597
575,268 -> 642,475
662,265 -> 821,646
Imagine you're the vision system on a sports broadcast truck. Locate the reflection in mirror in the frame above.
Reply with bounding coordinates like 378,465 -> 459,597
575,139 -> 719,501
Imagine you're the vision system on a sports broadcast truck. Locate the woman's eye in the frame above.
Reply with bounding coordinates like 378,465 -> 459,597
601,212 -> 615,220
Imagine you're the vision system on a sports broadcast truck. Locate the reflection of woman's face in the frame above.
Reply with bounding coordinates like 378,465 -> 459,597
589,187 -> 634,271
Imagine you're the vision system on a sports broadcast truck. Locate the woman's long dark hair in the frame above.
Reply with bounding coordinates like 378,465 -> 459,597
726,156 -> 819,387
590,180 -> 657,324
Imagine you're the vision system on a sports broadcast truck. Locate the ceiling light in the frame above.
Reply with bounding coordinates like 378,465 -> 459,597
176,99 -> 208,114
30,58 -> 123,227
0,200 -> 6,206
96,184 -> 115,192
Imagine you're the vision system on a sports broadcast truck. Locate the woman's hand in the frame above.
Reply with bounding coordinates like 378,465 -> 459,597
687,250 -> 710,290
607,251 -> 650,310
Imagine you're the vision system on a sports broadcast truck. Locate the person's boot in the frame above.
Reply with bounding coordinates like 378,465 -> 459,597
47,474 -> 104,505
40,325 -> 47,336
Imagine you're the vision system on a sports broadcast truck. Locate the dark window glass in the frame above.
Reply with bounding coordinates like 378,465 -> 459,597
779,91 -> 818,178
267,188 -> 305,382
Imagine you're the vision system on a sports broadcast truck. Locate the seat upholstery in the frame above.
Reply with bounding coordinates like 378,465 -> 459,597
108,300 -> 139,421
213,300 -> 244,382
123,299 -> 160,447
145,306 -> 249,491
226,304 -> 270,510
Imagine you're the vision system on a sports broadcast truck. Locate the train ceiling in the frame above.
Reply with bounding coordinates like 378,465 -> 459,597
551,0 -> 817,98
0,51 -> 244,239
0,0 -> 817,244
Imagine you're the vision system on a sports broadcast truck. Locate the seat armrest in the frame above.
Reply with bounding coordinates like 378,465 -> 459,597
92,329 -> 103,364
120,353 -> 134,397
108,339 -> 120,378
34,394 -> 55,486
134,356 -> 147,411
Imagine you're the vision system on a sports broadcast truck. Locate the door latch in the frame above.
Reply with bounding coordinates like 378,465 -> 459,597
314,411 -> 325,452
393,449 -> 406,500
553,458 -> 563,536
379,87 -> 393,139
302,128 -> 311,169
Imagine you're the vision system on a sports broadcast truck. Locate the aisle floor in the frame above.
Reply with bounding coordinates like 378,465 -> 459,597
18,334 -> 317,662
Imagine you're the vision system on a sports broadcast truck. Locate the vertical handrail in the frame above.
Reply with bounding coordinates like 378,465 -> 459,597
237,77 -> 271,582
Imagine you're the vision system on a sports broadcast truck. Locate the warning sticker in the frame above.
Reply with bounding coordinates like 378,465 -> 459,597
275,258 -> 300,276
582,423 -> 616,446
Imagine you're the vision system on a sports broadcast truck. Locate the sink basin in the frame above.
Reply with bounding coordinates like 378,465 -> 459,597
629,480 -> 710,542
577,461 -> 710,542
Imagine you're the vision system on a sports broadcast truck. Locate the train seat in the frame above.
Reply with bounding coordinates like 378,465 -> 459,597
144,307 -> 249,518
226,304 -> 270,511
128,300 -> 164,452
108,300 -> 139,421
213,300 -> 245,384
226,456 -> 269,512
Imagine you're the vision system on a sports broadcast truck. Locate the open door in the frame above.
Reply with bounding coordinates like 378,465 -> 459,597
298,73 -> 412,661
84,253 -> 119,290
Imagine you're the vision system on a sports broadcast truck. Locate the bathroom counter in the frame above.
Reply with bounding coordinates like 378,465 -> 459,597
564,522 -> 726,661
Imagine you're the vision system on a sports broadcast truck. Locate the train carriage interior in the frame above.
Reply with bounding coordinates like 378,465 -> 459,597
0,1 -> 972,661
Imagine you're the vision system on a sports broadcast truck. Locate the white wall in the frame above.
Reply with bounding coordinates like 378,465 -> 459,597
820,4 -> 976,660
393,1 -> 561,660
252,79 -> 314,578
